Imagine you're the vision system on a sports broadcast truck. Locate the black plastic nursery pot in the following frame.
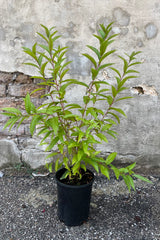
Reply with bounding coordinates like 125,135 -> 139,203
55,168 -> 94,226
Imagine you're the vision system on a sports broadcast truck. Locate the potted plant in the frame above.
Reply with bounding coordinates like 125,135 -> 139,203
0,23 -> 151,226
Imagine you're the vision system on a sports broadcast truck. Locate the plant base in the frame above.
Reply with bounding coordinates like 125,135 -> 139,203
55,168 -> 94,226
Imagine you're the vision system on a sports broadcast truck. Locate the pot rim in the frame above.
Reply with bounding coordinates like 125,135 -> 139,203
55,168 -> 94,189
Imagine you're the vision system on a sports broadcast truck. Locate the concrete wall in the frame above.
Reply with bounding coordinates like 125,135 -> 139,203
0,0 -> 160,169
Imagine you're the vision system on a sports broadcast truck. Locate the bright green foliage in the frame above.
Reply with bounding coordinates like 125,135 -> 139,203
0,23 -> 152,191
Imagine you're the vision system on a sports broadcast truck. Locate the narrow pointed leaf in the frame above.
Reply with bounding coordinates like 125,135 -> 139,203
82,53 -> 97,68
106,152 -> 117,165
100,165 -> 110,179
133,174 -> 152,184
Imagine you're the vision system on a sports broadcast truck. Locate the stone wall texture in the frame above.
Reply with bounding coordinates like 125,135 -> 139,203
0,0 -> 160,169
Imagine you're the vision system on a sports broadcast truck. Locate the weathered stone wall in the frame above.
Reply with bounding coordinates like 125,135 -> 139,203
0,0 -> 160,169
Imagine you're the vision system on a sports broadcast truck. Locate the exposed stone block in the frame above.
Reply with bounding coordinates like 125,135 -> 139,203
0,124 -> 26,136
8,84 -> 46,97
15,73 -> 32,84
22,150 -> 53,169
0,97 -> 24,109
0,72 -> 13,83
0,139 -> 21,168
0,84 -> 6,97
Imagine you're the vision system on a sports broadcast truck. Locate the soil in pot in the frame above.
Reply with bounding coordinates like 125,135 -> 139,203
56,168 -> 94,226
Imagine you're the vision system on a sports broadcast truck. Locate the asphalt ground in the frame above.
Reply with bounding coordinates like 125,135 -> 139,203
0,167 -> 160,240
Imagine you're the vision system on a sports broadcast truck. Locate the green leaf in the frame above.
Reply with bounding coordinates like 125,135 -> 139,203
45,162 -> 53,173
9,116 -> 20,131
45,136 -> 59,151
72,154 -> 77,165
47,117 -> 59,134
40,24 -> 50,38
108,112 -> 120,123
68,140 -> 78,149
3,117 -> 17,130
24,93 -> 32,114
126,69 -> 139,74
118,55 -> 128,73
93,80 -> 109,86
128,175 -> 135,191
38,54 -> 43,65
39,131 -> 52,144
110,67 -> 121,78
80,164 -> 87,172
1,107 -> 21,115
39,44 -> 50,53
64,79 -> 89,88
85,158 -> 99,173
83,96 -> 90,104
30,88 -> 45,96
22,47 -> 38,61
106,152 -> 117,164
127,162 -> 136,170
99,50 -> 116,64
93,34 -> 103,43
82,53 -> 97,68
115,96 -> 132,102
77,149 -> 84,161
122,175 -> 131,192
66,103 -> 82,110
133,174 -> 152,184
129,61 -> 141,67
98,63 -> 114,72
112,85 -> 117,97
104,118 -> 117,125
37,52 -> 51,62
100,165 -> 110,179
32,42 -> 37,54
60,69 -> 69,80
117,87 -> 128,94
86,107 -> 97,118
40,62 -> 48,76
78,131 -> 84,143
37,32 -> 48,43
60,169 -> 70,180
82,142 -> 90,156
110,107 -> 126,117
106,95 -> 113,105
55,158 -> 62,172
46,106 -> 61,114
17,116 -> 28,129
0,112 -> 16,117
107,33 -> 119,41
48,35 -> 53,51
107,130 -> 118,139
52,35 -> 61,43
129,51 -> 142,61
23,62 -> 39,69
98,29 -> 105,39
101,124 -> 112,131
30,115 -> 42,135
118,76 -> 137,88
72,162 -> 81,175
87,45 -> 101,59
110,165 -> 120,179
46,152 -> 58,159
91,68 -> 98,80
59,82 -> 70,93
96,133 -> 108,143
